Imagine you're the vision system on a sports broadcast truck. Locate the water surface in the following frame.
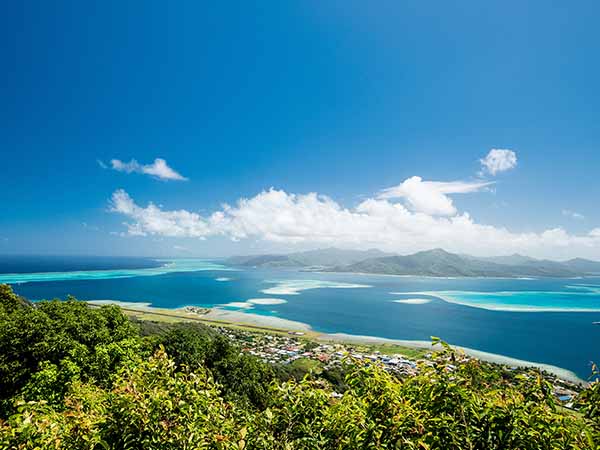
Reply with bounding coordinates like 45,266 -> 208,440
5,257 -> 600,380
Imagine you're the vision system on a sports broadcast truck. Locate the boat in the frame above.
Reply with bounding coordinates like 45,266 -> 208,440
593,322 -> 600,325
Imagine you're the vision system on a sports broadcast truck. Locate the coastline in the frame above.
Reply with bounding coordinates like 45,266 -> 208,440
87,300 -> 312,332
87,299 -> 586,385
322,333 -> 585,384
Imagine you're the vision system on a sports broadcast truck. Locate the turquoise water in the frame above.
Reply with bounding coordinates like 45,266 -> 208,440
404,285 -> 600,312
4,257 -> 600,380
0,259 -> 232,284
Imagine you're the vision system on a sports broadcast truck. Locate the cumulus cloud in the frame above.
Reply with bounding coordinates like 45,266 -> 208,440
562,209 -> 585,220
480,149 -> 517,176
378,177 -> 493,216
110,189 -> 208,237
104,158 -> 188,181
109,182 -> 600,259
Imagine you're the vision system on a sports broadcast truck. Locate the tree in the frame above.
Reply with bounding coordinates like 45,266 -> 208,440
0,283 -> 29,313
149,323 -> 275,409
0,286 -> 141,415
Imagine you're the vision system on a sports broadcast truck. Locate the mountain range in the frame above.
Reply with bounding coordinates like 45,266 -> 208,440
227,248 -> 600,278
227,248 -> 391,268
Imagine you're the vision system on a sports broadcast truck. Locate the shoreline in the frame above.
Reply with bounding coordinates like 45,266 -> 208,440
87,299 -> 586,385
87,300 -> 312,332
322,333 -> 585,384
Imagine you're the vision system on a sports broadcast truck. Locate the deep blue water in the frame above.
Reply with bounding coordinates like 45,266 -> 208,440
4,257 -> 600,380
0,255 -> 161,273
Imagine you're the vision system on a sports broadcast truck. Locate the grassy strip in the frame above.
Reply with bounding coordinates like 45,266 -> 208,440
103,303 -> 431,360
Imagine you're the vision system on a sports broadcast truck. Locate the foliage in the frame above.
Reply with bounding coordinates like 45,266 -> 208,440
0,284 -> 599,449
0,284 -> 29,313
0,287 -> 141,415
577,363 -> 600,446
145,322 -> 218,370
146,322 -> 276,409
0,350 -> 251,450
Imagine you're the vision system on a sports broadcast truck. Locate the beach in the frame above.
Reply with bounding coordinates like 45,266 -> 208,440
87,299 -> 586,384
88,299 -> 313,332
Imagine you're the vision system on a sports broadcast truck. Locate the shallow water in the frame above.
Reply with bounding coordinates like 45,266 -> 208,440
5,258 -> 600,380
0,258 -> 231,284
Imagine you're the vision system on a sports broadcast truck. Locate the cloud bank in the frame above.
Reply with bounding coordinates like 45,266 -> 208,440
480,149 -> 517,175
378,177 -> 493,216
110,181 -> 600,259
104,158 -> 187,181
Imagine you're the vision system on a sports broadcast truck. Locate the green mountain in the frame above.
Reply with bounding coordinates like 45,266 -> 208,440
562,257 -> 600,275
331,249 -> 590,277
227,247 -> 390,268
474,253 -> 537,266
228,247 -> 600,278
331,248 -> 529,277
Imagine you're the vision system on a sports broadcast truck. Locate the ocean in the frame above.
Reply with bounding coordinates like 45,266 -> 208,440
3,256 -> 599,380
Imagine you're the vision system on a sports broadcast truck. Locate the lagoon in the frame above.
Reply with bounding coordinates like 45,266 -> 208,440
4,257 -> 600,380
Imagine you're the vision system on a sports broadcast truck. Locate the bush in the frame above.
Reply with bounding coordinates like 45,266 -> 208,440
0,286 -> 141,415
148,322 -> 275,409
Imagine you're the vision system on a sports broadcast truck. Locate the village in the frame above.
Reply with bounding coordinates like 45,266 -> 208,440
213,326 -> 420,376
211,325 -> 581,407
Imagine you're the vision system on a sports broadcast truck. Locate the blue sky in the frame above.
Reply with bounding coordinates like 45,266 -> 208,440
2,1 -> 600,258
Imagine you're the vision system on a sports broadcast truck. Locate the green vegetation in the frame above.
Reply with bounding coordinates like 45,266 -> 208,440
227,247 -> 389,268
0,286 -> 141,416
227,247 -> 600,277
287,357 -> 321,373
333,248 -> 583,278
347,342 -> 428,359
1,284 -> 599,449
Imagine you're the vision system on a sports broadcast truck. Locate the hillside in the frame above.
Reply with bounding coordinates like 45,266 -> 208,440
227,247 -> 391,268
229,247 -> 600,278
331,249 -> 585,277
331,249 -> 539,277
0,284 -> 599,449
563,257 -> 600,275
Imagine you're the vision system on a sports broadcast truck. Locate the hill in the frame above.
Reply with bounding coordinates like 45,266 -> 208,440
563,257 -> 600,275
228,247 -> 600,278
227,247 -> 391,268
330,248 -> 586,277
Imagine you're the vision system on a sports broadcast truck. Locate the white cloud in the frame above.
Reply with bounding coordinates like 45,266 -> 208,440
110,189 -> 207,237
106,158 -> 187,181
562,209 -> 585,220
109,181 -> 600,259
480,149 -> 517,176
378,177 -> 493,216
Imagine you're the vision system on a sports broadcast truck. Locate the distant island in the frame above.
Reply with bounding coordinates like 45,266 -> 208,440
227,247 -> 600,278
